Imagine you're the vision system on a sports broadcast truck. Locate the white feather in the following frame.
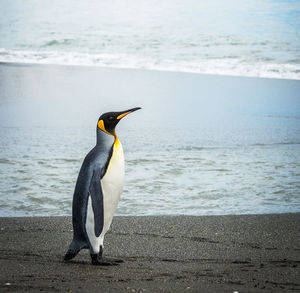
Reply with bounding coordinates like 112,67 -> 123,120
85,139 -> 124,253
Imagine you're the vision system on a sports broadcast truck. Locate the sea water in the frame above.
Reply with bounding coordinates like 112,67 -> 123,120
0,0 -> 300,79
0,65 -> 299,217
0,0 -> 299,217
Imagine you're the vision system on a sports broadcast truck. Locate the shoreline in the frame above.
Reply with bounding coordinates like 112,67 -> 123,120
1,211 -> 300,218
1,213 -> 299,292
1,61 -> 300,82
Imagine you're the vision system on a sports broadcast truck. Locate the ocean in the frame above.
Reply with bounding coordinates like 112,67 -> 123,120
0,0 -> 299,217
0,64 -> 299,217
0,0 -> 300,79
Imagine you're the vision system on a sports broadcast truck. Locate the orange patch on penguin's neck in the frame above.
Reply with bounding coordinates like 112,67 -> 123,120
98,120 -> 119,145
113,132 -> 120,146
98,119 -> 116,137
97,120 -> 110,135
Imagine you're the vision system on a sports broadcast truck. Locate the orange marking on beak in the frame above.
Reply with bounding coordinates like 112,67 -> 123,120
117,112 -> 131,120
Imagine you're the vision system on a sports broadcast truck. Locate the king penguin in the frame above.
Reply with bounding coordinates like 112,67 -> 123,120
64,107 -> 141,265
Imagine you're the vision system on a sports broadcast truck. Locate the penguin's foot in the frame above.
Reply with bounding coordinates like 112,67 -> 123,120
90,254 -> 123,266
64,249 -> 79,261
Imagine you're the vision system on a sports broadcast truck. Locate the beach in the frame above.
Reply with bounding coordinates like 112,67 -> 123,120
0,64 -> 299,292
0,214 -> 299,292
1,1 -> 300,292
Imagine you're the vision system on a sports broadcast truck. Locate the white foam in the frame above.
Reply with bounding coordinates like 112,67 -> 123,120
0,48 -> 299,80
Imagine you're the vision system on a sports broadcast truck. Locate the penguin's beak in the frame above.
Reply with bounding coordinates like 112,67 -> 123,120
116,107 -> 141,120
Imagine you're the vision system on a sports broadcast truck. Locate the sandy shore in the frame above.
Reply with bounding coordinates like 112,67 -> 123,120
0,214 -> 299,292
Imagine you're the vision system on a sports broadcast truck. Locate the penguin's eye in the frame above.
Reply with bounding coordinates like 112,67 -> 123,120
108,116 -> 115,121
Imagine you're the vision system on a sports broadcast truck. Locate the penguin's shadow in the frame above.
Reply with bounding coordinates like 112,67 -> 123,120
59,257 -> 94,266
60,258 -> 121,268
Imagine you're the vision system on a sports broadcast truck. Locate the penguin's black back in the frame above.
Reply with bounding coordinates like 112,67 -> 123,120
71,133 -> 114,249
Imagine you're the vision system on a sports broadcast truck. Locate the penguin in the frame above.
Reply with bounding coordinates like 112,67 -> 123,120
64,107 -> 141,265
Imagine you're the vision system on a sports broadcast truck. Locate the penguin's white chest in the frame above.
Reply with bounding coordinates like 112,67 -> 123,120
100,139 -> 124,233
85,138 -> 125,253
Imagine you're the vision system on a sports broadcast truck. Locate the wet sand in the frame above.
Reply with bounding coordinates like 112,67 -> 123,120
0,214 -> 299,292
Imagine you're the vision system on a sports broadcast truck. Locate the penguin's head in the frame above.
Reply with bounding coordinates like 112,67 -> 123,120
97,107 -> 141,135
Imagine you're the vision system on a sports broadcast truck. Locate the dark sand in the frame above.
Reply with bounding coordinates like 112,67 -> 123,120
0,214 -> 299,292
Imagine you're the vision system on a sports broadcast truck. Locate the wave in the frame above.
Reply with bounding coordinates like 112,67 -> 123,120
1,48 -> 300,80
180,142 -> 300,151
249,114 -> 300,120
251,142 -> 300,146
43,39 -> 74,47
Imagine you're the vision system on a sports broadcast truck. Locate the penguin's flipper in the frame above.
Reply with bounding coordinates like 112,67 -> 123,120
89,167 -> 104,238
